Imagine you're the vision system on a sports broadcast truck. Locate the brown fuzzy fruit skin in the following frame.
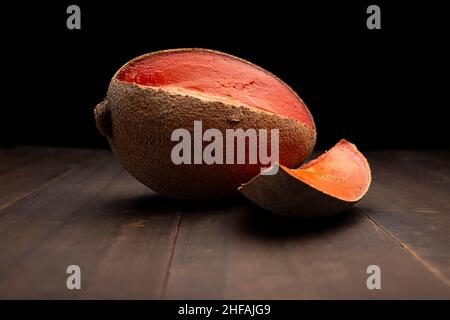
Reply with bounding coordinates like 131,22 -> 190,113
94,50 -> 316,200
238,164 -> 358,218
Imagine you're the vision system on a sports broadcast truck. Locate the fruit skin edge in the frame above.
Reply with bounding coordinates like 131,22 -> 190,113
95,80 -> 316,200
238,163 -> 364,219
94,49 -> 373,214
114,48 -> 316,130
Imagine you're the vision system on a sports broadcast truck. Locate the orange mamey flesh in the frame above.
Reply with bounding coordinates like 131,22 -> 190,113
286,139 -> 371,201
239,139 -> 371,218
117,49 -> 314,128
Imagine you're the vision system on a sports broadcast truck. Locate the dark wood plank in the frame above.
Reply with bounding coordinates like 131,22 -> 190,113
164,201 -> 450,299
0,146 -> 54,174
0,147 -> 96,210
1,148 -> 449,299
360,150 -> 450,285
0,151 -> 180,299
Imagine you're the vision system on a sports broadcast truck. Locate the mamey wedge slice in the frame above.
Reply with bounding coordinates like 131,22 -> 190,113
238,140 -> 371,218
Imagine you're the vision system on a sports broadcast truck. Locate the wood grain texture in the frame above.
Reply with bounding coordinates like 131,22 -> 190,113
0,146 -> 96,210
164,203 -> 450,299
0,149 -> 180,299
360,150 -> 450,285
0,146 -> 51,174
0,147 -> 449,299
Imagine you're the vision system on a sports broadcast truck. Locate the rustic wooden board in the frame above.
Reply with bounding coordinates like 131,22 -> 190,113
359,150 -> 450,286
0,150 -> 180,299
0,147 -> 96,210
164,203 -> 450,299
0,147 -> 449,299
0,146 -> 51,174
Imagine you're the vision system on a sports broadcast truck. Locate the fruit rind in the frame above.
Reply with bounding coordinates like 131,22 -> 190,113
239,164 -> 355,219
112,48 -> 315,130
100,80 -> 316,199
94,48 -> 317,199
238,140 -> 371,218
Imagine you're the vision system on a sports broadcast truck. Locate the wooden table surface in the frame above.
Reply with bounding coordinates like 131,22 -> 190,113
0,146 -> 449,299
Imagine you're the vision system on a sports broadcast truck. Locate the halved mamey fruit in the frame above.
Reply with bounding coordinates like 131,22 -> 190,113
239,140 -> 371,218
94,49 -> 316,199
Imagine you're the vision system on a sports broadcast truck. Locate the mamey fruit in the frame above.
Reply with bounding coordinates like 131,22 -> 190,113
94,49 -> 316,199
239,140 -> 372,218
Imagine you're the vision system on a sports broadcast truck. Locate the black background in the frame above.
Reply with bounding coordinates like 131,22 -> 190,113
2,300 -> 448,319
2,1 -> 449,150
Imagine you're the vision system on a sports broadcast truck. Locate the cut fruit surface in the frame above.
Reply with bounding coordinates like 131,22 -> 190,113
95,49 -> 317,199
239,140 -> 371,218
287,140 -> 371,201
116,49 -> 314,128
